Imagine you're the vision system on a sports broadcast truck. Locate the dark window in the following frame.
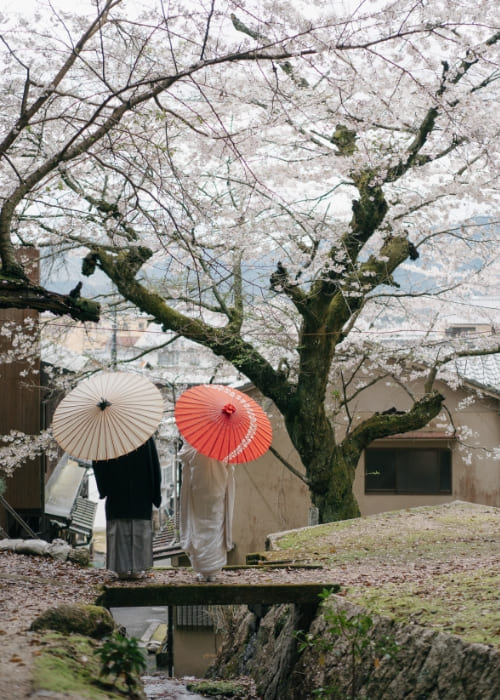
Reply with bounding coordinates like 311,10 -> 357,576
365,448 -> 451,494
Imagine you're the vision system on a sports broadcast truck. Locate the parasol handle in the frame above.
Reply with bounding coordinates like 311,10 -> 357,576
97,398 -> 112,411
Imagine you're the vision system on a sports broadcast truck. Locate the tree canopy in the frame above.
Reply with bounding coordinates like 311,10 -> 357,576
1,0 -> 499,519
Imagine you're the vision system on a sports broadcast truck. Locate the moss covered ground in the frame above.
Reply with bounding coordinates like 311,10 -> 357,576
267,501 -> 500,650
32,631 -> 145,699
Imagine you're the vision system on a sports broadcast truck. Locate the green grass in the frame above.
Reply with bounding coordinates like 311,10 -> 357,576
271,502 -> 499,567
186,679 -> 250,697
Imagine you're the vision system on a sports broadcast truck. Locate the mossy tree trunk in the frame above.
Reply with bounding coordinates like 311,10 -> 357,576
281,363 -> 444,522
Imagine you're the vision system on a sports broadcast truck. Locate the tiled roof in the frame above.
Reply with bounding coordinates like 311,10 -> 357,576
455,353 -> 500,395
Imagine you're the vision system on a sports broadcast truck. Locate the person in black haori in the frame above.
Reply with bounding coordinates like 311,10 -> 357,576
92,436 -> 161,579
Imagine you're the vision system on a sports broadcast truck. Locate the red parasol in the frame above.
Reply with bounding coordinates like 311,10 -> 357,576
174,384 -> 272,463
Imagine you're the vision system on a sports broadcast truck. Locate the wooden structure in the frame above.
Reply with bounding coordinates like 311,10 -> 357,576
96,581 -> 340,677
96,582 -> 339,608
0,249 -> 42,535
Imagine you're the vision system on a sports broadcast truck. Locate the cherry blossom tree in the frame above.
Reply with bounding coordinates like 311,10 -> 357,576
0,0 -> 315,317
1,0 -> 499,519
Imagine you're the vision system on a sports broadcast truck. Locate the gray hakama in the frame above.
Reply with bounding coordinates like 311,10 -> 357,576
106,519 -> 153,574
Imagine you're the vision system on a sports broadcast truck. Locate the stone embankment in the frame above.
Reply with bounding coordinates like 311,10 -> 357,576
210,597 -> 500,699
210,502 -> 500,699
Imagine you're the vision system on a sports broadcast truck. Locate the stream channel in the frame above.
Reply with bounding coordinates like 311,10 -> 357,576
94,537 -> 207,699
111,606 -> 206,699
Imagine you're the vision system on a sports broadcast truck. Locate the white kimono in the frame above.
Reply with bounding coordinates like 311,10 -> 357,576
179,444 -> 235,580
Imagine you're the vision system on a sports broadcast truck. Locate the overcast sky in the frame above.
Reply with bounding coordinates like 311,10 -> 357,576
2,0 -> 386,21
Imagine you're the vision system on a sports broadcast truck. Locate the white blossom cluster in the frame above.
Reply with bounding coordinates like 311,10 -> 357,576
0,429 -> 56,478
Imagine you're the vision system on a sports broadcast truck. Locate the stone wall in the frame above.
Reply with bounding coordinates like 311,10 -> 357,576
209,597 -> 500,699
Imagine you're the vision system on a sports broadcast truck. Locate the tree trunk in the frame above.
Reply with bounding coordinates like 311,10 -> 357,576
315,448 -> 361,522
284,396 -> 361,522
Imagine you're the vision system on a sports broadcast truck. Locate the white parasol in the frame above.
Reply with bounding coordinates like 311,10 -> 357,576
52,371 -> 164,461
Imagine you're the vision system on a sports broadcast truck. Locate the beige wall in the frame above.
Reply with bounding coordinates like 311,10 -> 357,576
193,378 -> 499,562
173,628 -> 223,677
234,380 -> 500,538
228,387 -> 312,563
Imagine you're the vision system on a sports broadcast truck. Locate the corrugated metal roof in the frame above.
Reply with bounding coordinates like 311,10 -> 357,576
45,454 -> 87,520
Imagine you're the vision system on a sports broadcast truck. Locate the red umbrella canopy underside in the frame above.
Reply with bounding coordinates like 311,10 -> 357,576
174,384 -> 272,464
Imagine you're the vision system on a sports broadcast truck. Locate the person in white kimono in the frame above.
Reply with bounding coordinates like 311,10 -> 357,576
179,443 -> 235,582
